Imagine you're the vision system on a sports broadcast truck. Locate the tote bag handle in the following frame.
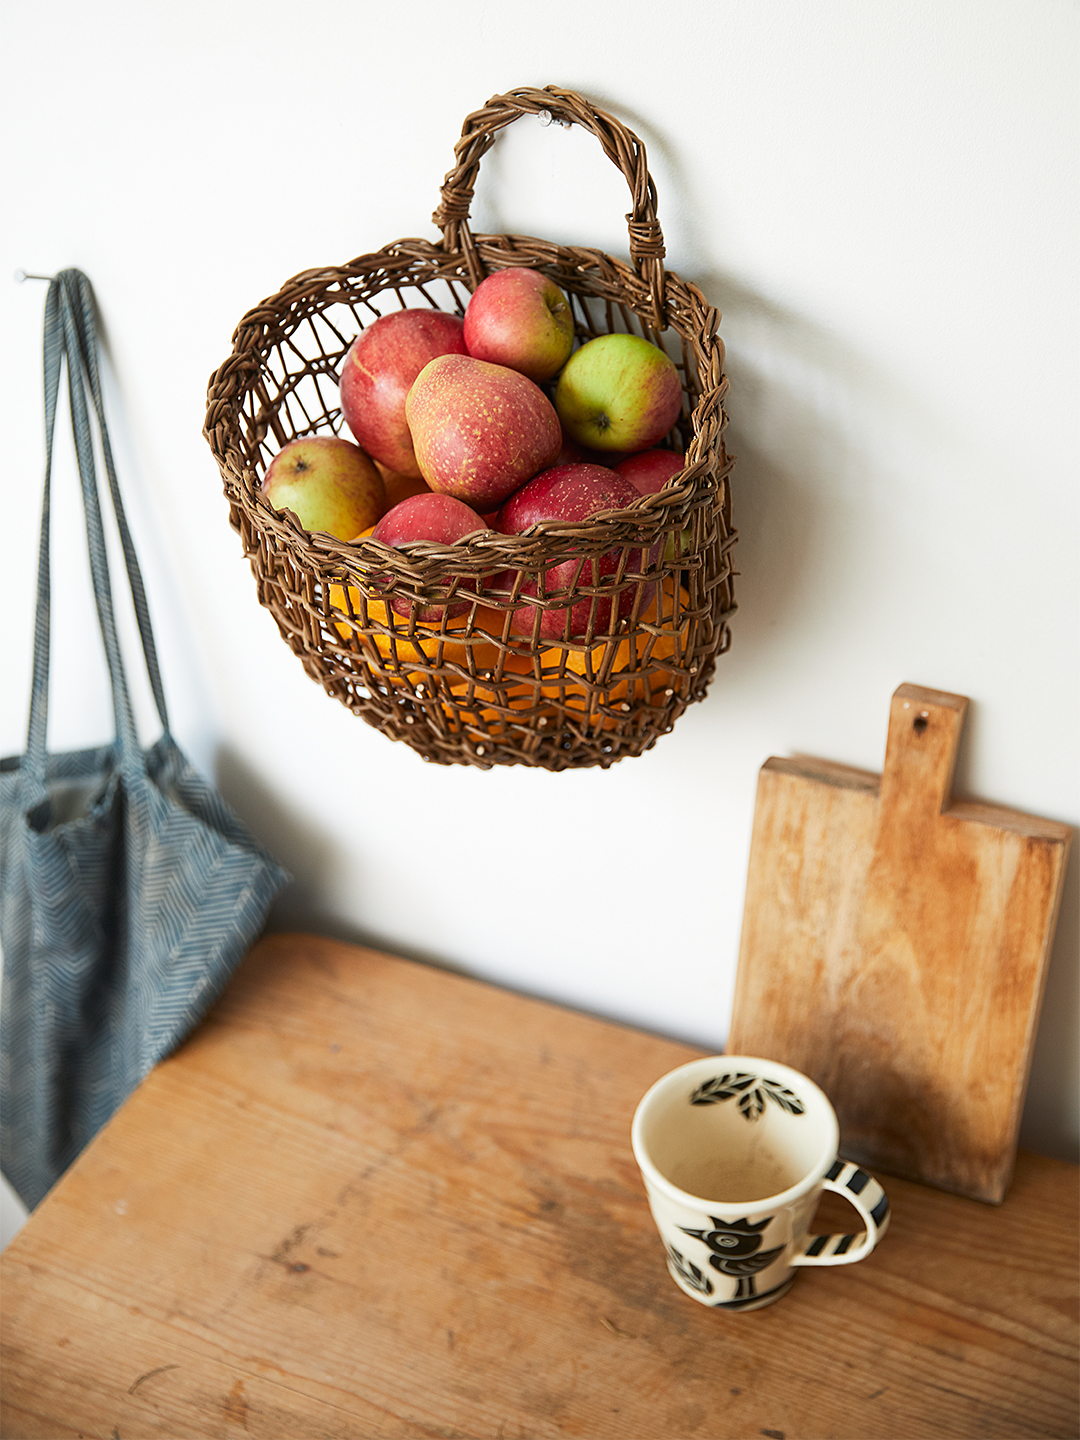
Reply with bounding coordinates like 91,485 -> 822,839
24,271 -> 170,796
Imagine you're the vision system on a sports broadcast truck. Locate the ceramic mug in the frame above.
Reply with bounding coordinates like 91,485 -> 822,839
631,1055 -> 890,1312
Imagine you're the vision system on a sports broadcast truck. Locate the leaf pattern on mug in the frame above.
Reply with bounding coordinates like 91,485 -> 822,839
760,1078 -> 805,1115
690,1072 -> 806,1122
666,1245 -> 715,1295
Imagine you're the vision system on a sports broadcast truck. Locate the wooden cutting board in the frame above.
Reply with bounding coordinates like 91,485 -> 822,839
728,683 -> 1071,1204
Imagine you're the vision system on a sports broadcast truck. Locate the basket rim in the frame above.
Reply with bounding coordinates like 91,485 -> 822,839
250,459 -> 723,574
213,232 -> 721,356
228,463 -> 732,594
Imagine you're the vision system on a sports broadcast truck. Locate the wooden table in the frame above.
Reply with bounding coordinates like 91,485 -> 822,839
2,933 -> 1076,1440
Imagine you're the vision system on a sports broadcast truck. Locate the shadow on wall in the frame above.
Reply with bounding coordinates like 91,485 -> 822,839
214,743 -> 346,938
214,734 -> 1077,1167
695,266 -> 949,684
211,743 -> 470,977
467,93 -> 900,683
1021,840 -> 1079,1164
209,86 -> 1080,1165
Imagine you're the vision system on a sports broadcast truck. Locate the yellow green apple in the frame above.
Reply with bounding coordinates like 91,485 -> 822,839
262,436 -> 386,540
555,333 -> 682,454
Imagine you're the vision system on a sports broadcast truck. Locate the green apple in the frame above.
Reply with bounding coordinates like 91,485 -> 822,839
262,436 -> 386,540
554,333 -> 683,454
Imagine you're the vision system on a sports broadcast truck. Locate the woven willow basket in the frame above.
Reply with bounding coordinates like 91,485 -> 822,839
204,86 -> 735,771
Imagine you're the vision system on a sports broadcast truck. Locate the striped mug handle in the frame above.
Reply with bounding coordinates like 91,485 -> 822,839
791,1160 -> 891,1266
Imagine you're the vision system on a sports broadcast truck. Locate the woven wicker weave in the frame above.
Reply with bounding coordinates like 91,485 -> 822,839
204,85 -> 735,771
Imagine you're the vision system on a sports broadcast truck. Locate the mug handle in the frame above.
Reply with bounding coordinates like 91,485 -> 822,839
790,1160 -> 890,1267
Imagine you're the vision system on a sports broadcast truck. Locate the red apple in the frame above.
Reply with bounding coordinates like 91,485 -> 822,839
554,333 -> 682,454
371,492 -> 489,620
262,436 -> 386,540
463,267 -> 575,383
615,448 -> 685,494
405,354 -> 561,510
339,309 -> 467,478
493,464 -> 656,639
616,449 -> 692,561
554,429 -> 610,468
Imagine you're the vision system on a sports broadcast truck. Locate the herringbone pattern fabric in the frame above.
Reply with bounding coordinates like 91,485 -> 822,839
1,271 -> 289,1211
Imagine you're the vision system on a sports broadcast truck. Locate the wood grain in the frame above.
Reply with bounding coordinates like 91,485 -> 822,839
1,932 -> 1077,1440
729,683 -> 1072,1203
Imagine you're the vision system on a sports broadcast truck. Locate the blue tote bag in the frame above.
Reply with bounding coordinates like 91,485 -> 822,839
1,270 -> 290,1211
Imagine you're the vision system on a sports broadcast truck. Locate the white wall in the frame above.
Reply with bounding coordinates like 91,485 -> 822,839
2,0 -> 1076,1243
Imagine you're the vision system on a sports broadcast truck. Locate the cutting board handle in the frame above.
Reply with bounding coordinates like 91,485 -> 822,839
880,683 -> 969,822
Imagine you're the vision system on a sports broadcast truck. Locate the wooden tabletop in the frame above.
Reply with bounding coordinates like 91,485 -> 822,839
1,933 -> 1076,1440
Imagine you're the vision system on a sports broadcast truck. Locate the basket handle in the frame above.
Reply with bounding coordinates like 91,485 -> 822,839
434,85 -> 668,332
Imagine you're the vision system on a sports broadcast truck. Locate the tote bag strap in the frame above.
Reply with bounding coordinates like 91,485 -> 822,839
22,281 -> 65,798
63,271 -> 171,736
24,270 -> 169,789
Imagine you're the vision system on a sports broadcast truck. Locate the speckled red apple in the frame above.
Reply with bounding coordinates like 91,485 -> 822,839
405,354 -> 561,510
615,448 -> 685,494
616,449 -> 692,561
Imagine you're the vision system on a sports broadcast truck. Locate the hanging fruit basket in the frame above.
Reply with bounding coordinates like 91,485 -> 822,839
204,85 -> 736,771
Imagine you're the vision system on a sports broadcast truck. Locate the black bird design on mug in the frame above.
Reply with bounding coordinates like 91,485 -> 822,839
678,1215 -> 787,1300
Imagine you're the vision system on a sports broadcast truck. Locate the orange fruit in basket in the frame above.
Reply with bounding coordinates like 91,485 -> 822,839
571,581 -> 688,691
534,579 -> 691,723
326,588 -> 504,676
444,683 -> 538,736
438,648 -> 565,739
